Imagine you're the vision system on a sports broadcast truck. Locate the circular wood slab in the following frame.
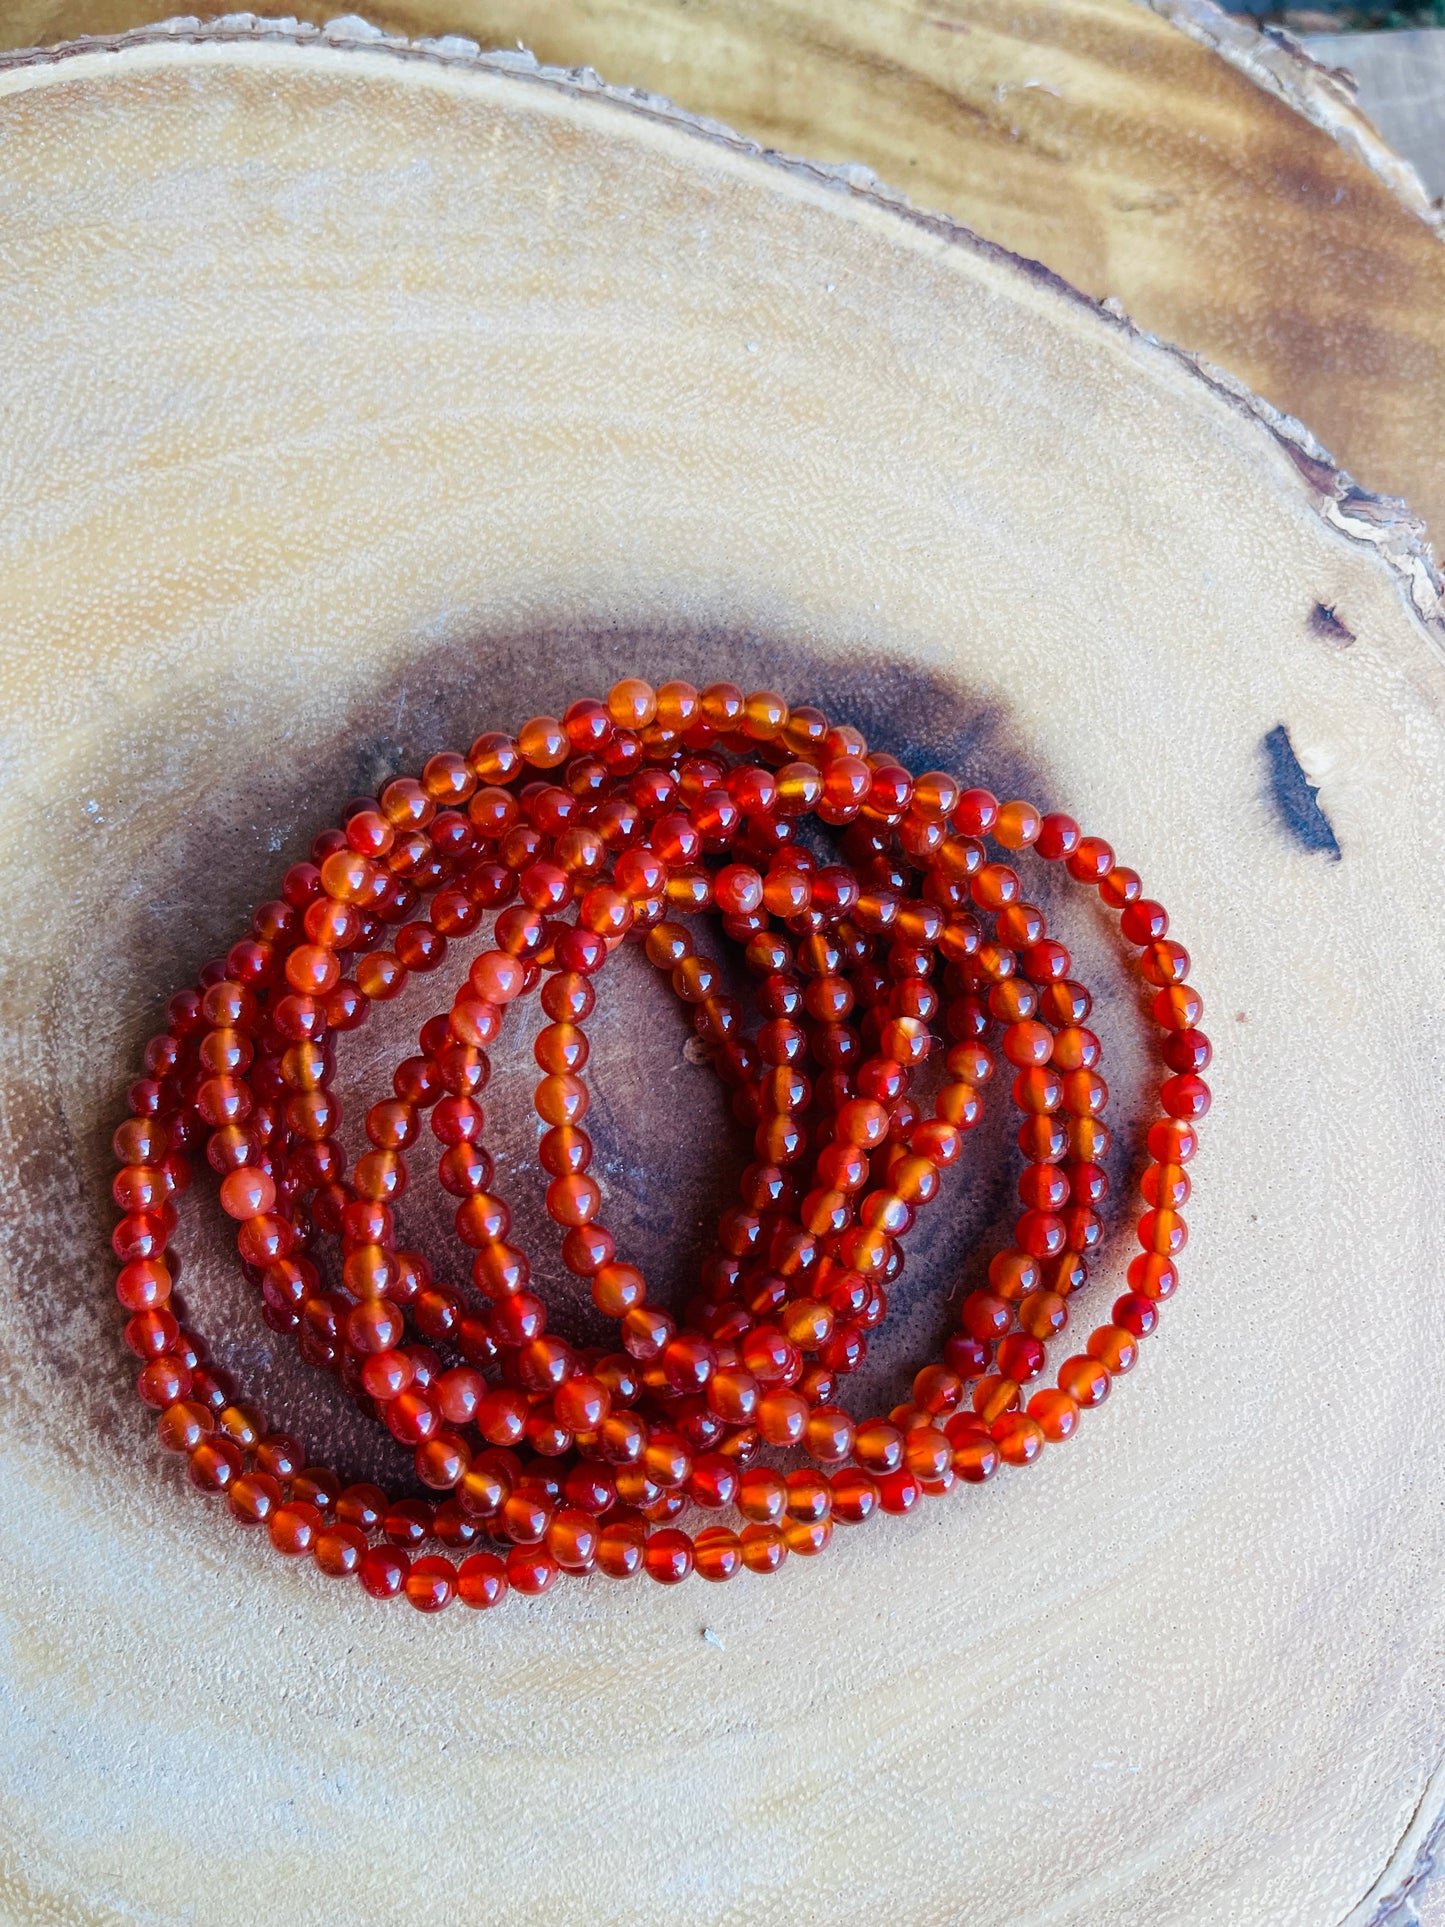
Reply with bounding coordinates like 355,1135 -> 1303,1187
0,22 -> 1443,1927
5,0 -> 1444,548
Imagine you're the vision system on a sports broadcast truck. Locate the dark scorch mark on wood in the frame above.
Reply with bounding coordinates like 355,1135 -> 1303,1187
1308,603 -> 1355,647
1263,723 -> 1340,858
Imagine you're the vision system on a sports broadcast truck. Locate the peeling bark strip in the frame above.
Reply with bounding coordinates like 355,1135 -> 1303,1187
1263,723 -> 1340,857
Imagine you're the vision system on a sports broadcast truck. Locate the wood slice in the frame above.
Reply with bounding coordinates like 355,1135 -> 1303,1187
1,21 -> 1443,1927
4,0 -> 1444,550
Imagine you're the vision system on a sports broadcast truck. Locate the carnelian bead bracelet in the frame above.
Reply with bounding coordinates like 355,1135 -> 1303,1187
112,678 -> 1209,1611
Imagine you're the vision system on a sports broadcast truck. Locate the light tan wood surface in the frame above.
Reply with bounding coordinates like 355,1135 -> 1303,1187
0,21 -> 1443,1927
3,0 -> 1444,551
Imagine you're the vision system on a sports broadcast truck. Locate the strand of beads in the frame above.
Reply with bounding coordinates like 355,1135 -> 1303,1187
111,678 -> 1209,1610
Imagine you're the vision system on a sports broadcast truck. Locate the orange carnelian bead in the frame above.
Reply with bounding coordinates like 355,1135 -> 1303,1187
356,951 -> 407,1001
903,1427 -> 952,1480
781,1298 -> 833,1348
1057,1355 -> 1111,1407
991,1413 -> 1044,1466
994,800 -> 1042,849
1067,835 -> 1113,882
960,1290 -> 1011,1342
1141,1161 -> 1191,1209
534,1073 -> 588,1127
607,678 -> 657,729
1087,1324 -> 1139,1374
595,1521 -> 645,1579
516,715 -> 568,768
117,1252 -> 173,1313
1132,1248 -> 1179,1294
913,1365 -> 964,1415
315,1524 -> 367,1577
737,1467 -> 788,1523
614,1466 -> 661,1509
989,1250 -> 1041,1301
416,1432 -> 470,1490
547,1508 -> 599,1572
709,1368 -> 760,1423
739,1522 -> 788,1573
1014,1067 -> 1062,1113
877,1468 -> 922,1514
972,1375 -> 1020,1424
216,1403 -> 261,1450
507,1546 -> 561,1595
227,1471 -> 282,1525
1027,1387 -> 1080,1441
546,1174 -> 601,1227
935,1082 -> 981,1129
188,1436 -> 243,1490
421,751 -> 475,804
953,786 -> 997,835
757,1391 -> 809,1446
741,688 -> 788,740
785,1470 -> 832,1524
775,763 -> 824,816
137,1353 -> 189,1408
1060,1069 -> 1107,1116
457,1552 -> 509,1607
555,1373 -> 610,1432
358,1546 -> 409,1599
1139,1209 -> 1187,1256
1017,1289 -> 1068,1340
405,1555 -> 458,1612
1003,1020 -> 1054,1068
853,1419 -> 905,1473
700,681 -> 745,730
1148,1118 -> 1199,1162
784,1517 -> 833,1556
1161,1073 -> 1211,1119
158,1399 -> 213,1453
988,967 -> 1038,1014
972,862 -> 1020,910
688,1455 -> 738,1509
1067,1116 -> 1110,1162
337,1483 -> 388,1532
803,1404 -> 855,1464
253,1434 -> 301,1481
996,1333 -> 1046,1382
950,1428 -> 1000,1482
643,1528 -> 695,1584
694,1526 -> 744,1582
1099,864 -> 1141,906
653,678 -> 699,731
829,1467 -> 880,1523
269,1502 -> 322,1556
1154,983 -> 1203,1029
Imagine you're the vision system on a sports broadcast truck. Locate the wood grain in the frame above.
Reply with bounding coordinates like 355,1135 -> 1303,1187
2,0 -> 1443,550
0,23 -> 1443,1926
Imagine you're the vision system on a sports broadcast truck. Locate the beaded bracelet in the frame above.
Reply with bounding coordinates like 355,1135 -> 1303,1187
111,679 -> 1209,1610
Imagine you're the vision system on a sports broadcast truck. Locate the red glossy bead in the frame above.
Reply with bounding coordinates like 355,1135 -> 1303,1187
405,1555 -> 458,1613
358,1546 -> 410,1598
458,1552 -> 510,1608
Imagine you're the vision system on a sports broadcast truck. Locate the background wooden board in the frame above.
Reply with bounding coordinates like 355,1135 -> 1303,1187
1,25 -> 1444,1927
1304,28 -> 1445,200
3,0 -> 1444,551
